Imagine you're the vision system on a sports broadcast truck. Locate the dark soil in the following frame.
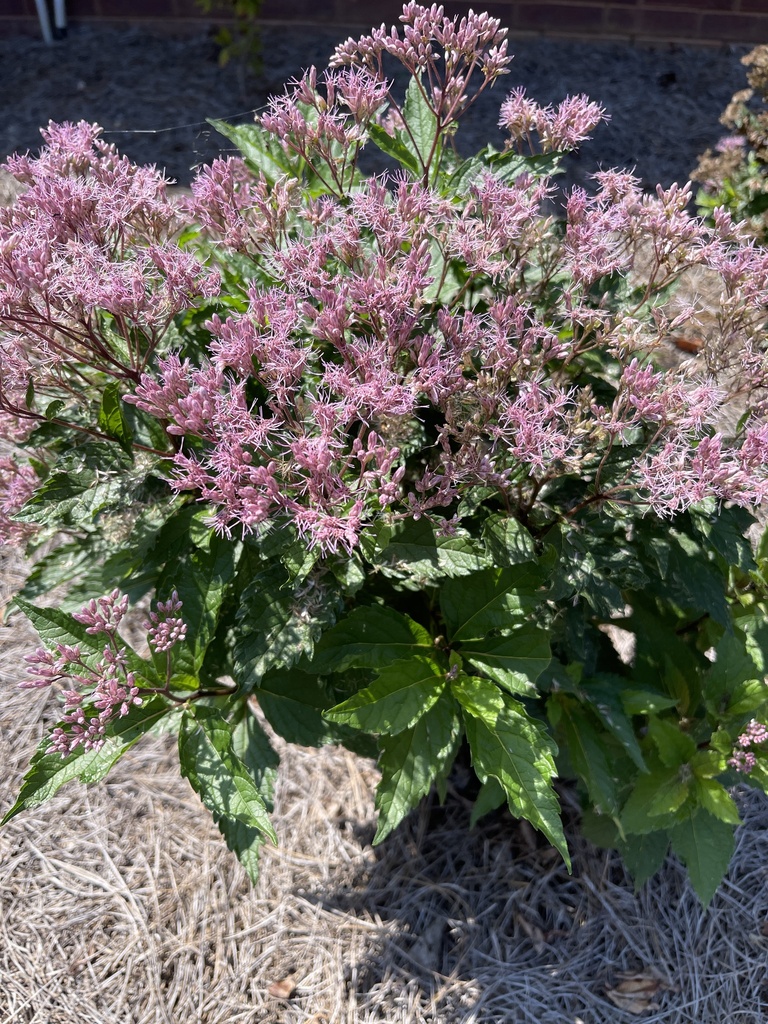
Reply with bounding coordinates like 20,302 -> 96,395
0,23 -> 752,191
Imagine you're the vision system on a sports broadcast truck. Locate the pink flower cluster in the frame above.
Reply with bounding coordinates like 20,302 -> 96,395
728,719 -> 768,774
144,590 -> 187,653
0,456 -> 38,545
0,120 -> 219,439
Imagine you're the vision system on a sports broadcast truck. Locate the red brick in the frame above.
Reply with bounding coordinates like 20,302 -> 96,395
605,7 -> 639,33
701,11 -> 768,40
515,3 -> 605,32
737,0 -> 768,12
636,8 -> 700,37
96,0 -> 176,13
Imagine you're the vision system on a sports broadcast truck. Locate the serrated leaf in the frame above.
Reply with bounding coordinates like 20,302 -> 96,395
647,717 -> 697,767
401,75 -> 439,175
97,380 -> 133,455
461,626 -> 551,694
158,533 -> 238,675
469,776 -> 506,827
481,514 -> 536,567
618,830 -> 670,889
581,675 -> 647,772
309,604 -> 433,674
620,764 -> 691,835
255,668 -> 373,753
209,118 -> 295,184
621,689 -> 679,716
2,696 -> 172,823
367,123 -> 420,175
693,778 -> 741,824
213,703 -> 280,883
670,808 -> 734,906
325,656 -> 446,735
178,705 -> 276,843
234,561 -> 339,690
726,678 -> 768,717
556,697 -> 619,815
373,688 -> 460,844
370,518 -> 489,582
453,676 -> 569,864
441,564 -> 544,642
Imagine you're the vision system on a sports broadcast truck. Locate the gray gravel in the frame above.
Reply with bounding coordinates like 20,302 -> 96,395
0,23 -> 751,190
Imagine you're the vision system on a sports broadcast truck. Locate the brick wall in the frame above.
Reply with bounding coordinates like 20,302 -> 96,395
4,0 -> 768,45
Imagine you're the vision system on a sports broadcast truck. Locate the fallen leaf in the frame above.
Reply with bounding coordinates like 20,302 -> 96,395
268,973 -> 299,999
604,969 -> 674,1015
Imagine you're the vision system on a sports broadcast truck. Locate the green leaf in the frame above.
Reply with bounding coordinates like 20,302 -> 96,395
373,688 -> 460,844
469,776 -> 507,827
481,514 -> 537,567
725,678 -> 768,717
309,604 -> 433,674
401,75 -> 439,174
621,689 -> 679,716
368,518 -> 489,583
441,564 -> 545,642
325,656 -> 446,735
453,676 -> 569,864
212,703 -> 280,883
556,697 -> 619,815
693,778 -> 741,825
703,630 -> 760,711
461,626 -> 551,694
618,830 -> 670,890
234,561 -> 339,690
12,597 -> 159,687
620,764 -> 691,835
178,705 -> 277,843
209,118 -> 295,184
647,717 -> 697,767
15,471 -> 130,528
97,380 -> 133,455
255,669 -> 373,753
2,696 -> 172,823
367,123 -> 420,176
581,675 -> 647,772
158,533 -> 239,674
670,808 -> 734,906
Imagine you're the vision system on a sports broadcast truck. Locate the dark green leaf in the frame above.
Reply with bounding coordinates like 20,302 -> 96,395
13,597 -> 159,687
401,75 -> 439,173
369,518 -> 489,583
234,561 -> 339,690
309,604 -> 433,674
670,808 -> 734,906
367,124 -> 420,175
158,533 -> 239,675
618,831 -> 670,889
647,717 -> 697,767
97,381 -> 133,455
481,514 -> 536,567
469,776 -> 506,827
209,118 -> 295,184
2,696 -> 172,823
441,564 -> 545,642
620,763 -> 691,835
556,697 -> 619,815
373,688 -> 460,844
581,675 -> 647,772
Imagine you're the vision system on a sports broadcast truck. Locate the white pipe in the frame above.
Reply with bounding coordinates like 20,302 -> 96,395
53,0 -> 66,33
34,0 -> 54,44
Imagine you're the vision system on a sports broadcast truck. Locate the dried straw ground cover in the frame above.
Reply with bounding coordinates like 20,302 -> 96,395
2,543 -> 768,1024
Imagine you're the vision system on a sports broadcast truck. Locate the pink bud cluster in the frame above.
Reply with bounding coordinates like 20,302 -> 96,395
143,590 -> 187,653
20,588 -> 184,757
728,719 -> 768,774
22,591 -> 143,757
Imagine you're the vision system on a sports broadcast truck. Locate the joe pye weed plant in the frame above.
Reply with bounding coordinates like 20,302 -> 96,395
2,3 -> 768,906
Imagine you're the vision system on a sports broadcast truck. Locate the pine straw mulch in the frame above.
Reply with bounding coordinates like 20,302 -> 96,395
2,541 -> 768,1024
